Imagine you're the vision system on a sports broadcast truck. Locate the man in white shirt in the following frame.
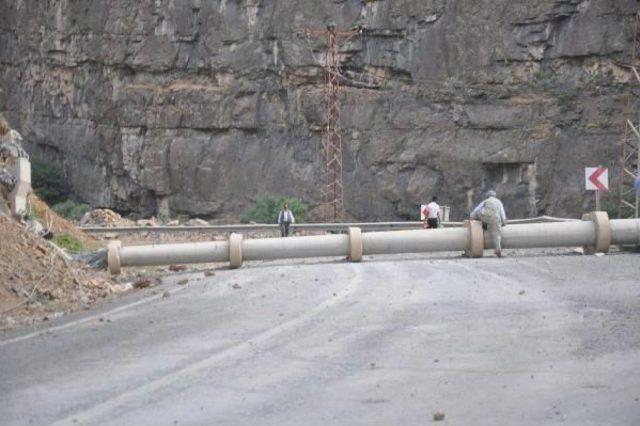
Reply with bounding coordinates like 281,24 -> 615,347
470,190 -> 507,257
423,196 -> 441,229
277,203 -> 295,237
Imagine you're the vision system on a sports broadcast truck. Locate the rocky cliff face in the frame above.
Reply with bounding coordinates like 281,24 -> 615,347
0,0 -> 636,220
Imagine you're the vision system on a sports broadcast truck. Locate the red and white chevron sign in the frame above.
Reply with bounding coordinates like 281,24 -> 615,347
585,166 -> 608,191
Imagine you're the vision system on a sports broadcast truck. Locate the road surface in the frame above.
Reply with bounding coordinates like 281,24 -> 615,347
1,251 -> 639,425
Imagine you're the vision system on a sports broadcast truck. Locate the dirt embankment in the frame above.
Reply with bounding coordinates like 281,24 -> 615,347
0,200 -> 118,330
28,194 -> 101,250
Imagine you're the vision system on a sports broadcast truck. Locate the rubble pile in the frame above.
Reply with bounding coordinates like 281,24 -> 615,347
80,208 -> 133,228
185,218 -> 210,226
0,215 -> 117,329
29,194 -> 101,250
0,117 -> 121,330
135,217 -> 160,227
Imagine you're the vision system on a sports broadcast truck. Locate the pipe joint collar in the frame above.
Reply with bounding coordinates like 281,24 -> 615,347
582,211 -> 611,254
229,233 -> 243,268
465,220 -> 484,258
107,241 -> 122,276
348,227 -> 363,262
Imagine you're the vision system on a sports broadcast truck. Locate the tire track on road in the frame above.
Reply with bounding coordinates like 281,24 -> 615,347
0,284 -> 193,347
51,264 -> 365,425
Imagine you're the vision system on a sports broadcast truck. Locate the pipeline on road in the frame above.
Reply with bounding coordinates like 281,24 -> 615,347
106,212 -> 640,275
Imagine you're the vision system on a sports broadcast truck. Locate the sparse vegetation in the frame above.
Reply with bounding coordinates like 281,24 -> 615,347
601,193 -> 638,219
556,92 -> 577,111
531,69 -> 554,89
31,158 -> 69,205
598,117 -> 610,128
240,194 -> 309,224
52,200 -> 91,221
508,67 -> 519,83
578,68 -> 615,91
31,158 -> 91,221
52,233 -> 85,254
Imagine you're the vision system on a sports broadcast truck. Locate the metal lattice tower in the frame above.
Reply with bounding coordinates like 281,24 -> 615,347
305,25 -> 360,222
620,10 -> 640,218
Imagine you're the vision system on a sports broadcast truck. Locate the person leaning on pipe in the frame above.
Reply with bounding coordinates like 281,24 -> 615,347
277,203 -> 295,237
470,190 -> 507,258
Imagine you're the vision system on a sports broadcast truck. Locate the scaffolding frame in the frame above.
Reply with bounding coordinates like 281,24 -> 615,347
304,25 -> 361,222
619,11 -> 640,219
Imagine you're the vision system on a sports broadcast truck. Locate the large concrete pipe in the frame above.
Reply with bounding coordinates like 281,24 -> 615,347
107,234 -> 352,275
498,221 -> 597,249
610,218 -> 640,246
108,240 -> 229,275
243,234 -> 350,261
121,241 -> 230,266
107,213 -> 640,275
361,227 -> 469,255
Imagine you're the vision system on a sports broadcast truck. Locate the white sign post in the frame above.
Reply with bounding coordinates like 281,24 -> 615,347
585,166 -> 609,211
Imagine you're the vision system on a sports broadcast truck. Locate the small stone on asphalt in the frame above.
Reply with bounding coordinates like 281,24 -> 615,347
133,277 -> 152,289
169,264 -> 187,272
433,410 -> 445,421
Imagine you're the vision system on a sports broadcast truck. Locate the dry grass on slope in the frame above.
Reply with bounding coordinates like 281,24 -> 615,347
28,194 -> 101,250
0,215 -> 116,330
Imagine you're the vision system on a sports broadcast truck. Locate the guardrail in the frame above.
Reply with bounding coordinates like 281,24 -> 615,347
106,213 -> 638,275
82,216 -> 578,235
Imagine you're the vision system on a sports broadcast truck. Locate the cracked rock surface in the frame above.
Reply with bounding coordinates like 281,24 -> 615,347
0,0 -> 635,220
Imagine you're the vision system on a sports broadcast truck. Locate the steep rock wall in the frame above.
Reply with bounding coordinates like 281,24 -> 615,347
0,0 -> 636,220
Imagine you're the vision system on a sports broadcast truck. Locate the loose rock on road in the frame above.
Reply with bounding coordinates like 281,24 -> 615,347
1,252 -> 639,425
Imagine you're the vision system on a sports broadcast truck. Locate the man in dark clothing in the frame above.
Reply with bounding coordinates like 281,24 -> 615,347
277,203 -> 295,237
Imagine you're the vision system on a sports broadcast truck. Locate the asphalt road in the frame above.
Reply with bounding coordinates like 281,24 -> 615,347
1,251 -> 639,425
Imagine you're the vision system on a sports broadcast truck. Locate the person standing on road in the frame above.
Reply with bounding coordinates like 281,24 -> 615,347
423,196 -> 441,229
277,203 -> 295,237
470,190 -> 507,257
